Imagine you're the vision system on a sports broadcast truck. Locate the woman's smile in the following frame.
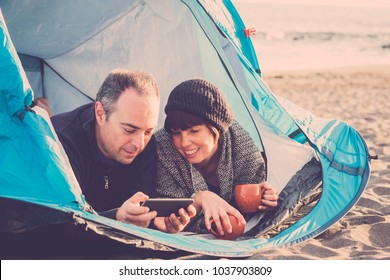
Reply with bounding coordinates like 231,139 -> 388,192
183,147 -> 200,159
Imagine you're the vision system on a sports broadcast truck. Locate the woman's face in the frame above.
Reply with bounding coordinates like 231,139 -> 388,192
171,124 -> 219,165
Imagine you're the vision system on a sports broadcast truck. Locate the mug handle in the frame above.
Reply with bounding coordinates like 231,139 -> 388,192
208,218 -> 220,237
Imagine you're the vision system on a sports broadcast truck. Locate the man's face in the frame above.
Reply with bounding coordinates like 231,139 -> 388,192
95,88 -> 159,164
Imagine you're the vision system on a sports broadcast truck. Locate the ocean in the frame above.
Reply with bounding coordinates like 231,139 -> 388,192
233,2 -> 390,72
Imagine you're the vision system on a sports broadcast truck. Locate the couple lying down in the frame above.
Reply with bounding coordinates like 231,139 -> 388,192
45,70 -> 279,239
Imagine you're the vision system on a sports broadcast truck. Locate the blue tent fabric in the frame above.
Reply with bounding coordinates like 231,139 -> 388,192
0,13 -> 32,117
0,0 -> 371,258
0,10 -> 87,220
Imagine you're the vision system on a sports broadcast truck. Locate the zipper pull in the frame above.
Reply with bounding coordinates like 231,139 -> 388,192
104,175 -> 109,190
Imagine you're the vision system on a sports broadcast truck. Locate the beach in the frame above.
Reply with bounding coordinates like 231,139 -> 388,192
2,0 -> 389,263
246,64 -> 390,260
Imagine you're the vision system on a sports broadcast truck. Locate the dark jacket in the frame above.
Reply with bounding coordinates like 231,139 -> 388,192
51,103 -> 157,213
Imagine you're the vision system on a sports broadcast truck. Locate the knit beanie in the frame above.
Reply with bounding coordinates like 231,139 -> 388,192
164,79 -> 233,133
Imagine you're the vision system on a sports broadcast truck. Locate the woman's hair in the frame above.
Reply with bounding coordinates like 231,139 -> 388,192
165,110 -> 219,137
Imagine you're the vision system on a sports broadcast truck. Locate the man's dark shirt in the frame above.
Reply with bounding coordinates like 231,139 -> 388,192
51,103 -> 157,212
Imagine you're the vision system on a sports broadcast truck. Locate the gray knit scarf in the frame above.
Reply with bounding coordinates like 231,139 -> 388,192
154,120 -> 266,232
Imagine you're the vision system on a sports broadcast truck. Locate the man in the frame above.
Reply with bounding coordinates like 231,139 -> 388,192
51,69 -> 195,233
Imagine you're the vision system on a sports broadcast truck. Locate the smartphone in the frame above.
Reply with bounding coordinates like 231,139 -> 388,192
141,198 -> 194,217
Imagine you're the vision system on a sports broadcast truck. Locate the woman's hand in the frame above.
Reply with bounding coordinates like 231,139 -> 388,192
258,182 -> 279,211
193,191 -> 245,237
154,204 -> 197,233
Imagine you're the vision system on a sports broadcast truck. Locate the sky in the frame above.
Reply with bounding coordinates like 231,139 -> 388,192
233,0 -> 390,8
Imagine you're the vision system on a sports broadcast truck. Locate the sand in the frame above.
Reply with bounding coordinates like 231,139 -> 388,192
246,64 -> 390,260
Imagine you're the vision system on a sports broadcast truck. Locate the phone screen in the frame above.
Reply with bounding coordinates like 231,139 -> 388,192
141,198 -> 194,217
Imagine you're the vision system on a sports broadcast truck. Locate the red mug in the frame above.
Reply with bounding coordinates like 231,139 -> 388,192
234,183 -> 264,213
209,214 -> 245,240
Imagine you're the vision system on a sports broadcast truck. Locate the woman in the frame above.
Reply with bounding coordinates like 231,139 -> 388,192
155,79 -> 278,236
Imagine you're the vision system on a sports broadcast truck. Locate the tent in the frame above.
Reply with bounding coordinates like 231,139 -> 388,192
0,0 -> 371,258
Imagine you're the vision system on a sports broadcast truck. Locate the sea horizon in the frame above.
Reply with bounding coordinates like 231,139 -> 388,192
233,1 -> 390,72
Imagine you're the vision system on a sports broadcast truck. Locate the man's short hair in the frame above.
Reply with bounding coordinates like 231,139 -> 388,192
95,69 -> 159,118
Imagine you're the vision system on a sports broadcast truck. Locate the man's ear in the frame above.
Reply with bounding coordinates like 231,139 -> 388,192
95,101 -> 106,125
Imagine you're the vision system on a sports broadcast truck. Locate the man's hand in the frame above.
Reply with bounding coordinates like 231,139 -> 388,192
34,97 -> 54,117
116,192 -> 157,227
153,204 -> 197,233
